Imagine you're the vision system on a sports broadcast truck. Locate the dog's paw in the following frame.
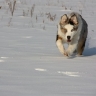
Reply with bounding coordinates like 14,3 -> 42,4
64,50 -> 72,57
64,52 -> 69,57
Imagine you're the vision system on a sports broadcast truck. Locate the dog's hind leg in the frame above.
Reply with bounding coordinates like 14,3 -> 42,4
77,39 -> 86,55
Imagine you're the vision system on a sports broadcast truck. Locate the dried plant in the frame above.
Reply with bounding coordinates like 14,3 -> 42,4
79,10 -> 82,14
46,12 -> 56,21
8,17 -> 12,26
19,0 -> 26,4
23,9 -> 29,16
31,4 -> 35,17
36,15 -> 37,22
46,12 -> 50,19
8,0 -> 16,16
57,0 -> 59,3
65,7 -> 67,10
43,26 -> 45,30
5,0 -> 10,3
22,4 -> 35,17
43,19 -> 44,23
0,6 -> 2,9
39,9 -> 44,17
23,10 -> 26,16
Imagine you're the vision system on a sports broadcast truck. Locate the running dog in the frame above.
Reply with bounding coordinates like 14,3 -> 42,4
56,12 -> 88,57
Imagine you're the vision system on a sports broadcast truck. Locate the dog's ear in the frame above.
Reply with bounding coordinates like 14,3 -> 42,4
70,14 -> 78,25
60,14 -> 68,24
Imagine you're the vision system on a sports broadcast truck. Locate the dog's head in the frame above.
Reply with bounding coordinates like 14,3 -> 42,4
63,24 -> 78,42
59,13 -> 78,42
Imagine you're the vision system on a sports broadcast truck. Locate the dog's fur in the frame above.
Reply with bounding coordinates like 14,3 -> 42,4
56,12 -> 88,57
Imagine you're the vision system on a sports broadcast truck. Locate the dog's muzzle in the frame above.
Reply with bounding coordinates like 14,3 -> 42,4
67,36 -> 71,42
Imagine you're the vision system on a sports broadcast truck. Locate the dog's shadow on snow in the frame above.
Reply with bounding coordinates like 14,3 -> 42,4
83,47 -> 96,56
82,38 -> 96,57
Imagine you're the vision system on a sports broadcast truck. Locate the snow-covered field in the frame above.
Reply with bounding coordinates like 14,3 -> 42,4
0,0 -> 96,96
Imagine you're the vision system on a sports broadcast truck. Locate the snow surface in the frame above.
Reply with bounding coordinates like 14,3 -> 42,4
0,0 -> 96,96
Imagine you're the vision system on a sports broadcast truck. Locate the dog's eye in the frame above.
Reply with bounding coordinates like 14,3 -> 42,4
71,27 -> 78,32
61,28 -> 67,34
64,28 -> 67,33
71,29 -> 74,32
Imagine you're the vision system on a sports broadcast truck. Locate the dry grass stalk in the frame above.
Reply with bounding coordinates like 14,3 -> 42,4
36,15 -> 37,22
8,0 -> 16,16
8,17 -> 12,26
0,6 -> 2,9
23,9 -> 29,16
43,26 -> 45,30
46,12 -> 56,21
31,4 -> 35,17
79,10 -> 82,14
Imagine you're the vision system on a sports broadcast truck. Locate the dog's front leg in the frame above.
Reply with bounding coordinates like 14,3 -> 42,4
56,39 -> 66,55
66,42 -> 77,56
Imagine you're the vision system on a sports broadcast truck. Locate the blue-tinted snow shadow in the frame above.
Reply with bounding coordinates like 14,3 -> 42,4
83,47 -> 96,56
83,37 -> 96,56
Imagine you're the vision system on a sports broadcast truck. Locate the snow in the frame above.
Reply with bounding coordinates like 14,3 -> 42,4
0,0 -> 96,96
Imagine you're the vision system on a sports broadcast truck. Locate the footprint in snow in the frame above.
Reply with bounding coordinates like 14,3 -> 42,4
0,57 -> 9,62
22,36 -> 32,39
34,68 -> 80,77
35,68 -> 47,72
58,71 -> 80,77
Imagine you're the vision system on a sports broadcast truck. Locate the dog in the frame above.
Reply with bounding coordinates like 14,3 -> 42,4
56,12 -> 88,57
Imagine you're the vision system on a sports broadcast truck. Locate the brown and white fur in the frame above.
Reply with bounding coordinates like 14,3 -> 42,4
56,12 -> 88,57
